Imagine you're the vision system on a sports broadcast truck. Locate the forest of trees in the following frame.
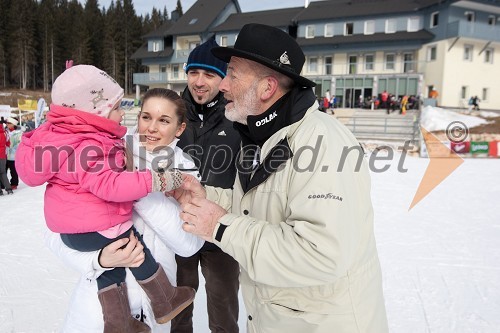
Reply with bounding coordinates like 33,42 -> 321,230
0,0 -> 184,94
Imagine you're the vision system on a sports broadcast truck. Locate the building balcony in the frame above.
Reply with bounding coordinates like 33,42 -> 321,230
446,21 -> 500,42
132,72 -> 188,86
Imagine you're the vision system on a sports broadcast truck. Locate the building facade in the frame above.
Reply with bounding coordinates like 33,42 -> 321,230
132,0 -> 500,110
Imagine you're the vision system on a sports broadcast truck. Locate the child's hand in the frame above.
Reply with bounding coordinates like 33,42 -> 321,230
99,230 -> 145,268
152,168 -> 183,192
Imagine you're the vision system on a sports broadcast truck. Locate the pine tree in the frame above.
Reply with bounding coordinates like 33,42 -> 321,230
7,0 -> 37,89
176,0 -> 183,16
83,0 -> 105,69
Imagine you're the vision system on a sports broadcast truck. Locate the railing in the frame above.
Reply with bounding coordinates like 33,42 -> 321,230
446,21 -> 500,42
335,109 -> 421,147
133,72 -> 168,85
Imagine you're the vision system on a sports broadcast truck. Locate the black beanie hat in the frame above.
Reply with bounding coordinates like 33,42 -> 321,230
184,39 -> 227,78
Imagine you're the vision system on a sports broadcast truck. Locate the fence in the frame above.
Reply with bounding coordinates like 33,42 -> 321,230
335,108 -> 421,149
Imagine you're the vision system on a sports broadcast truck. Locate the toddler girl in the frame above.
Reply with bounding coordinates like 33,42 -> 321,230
16,65 -> 195,333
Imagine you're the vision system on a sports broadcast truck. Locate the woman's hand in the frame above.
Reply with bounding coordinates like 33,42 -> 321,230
99,230 -> 145,268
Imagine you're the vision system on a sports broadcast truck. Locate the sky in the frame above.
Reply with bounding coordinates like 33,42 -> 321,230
79,0 -> 307,16
1,107 -> 500,332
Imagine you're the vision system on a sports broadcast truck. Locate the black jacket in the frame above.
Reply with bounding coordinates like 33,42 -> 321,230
178,87 -> 241,189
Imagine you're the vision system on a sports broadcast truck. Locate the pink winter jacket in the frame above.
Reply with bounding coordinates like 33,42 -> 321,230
16,105 -> 153,233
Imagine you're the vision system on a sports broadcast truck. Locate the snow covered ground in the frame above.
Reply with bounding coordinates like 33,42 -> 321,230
1,108 -> 499,332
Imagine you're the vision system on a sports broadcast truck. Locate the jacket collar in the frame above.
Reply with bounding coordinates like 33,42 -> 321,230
182,87 -> 226,124
236,87 -> 317,193
234,86 -> 316,148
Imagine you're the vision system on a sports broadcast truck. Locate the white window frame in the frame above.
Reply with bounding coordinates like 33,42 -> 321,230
430,11 -> 439,28
465,11 -> 475,23
464,44 -> 473,61
385,53 -> 396,70
324,23 -> 334,37
152,41 -> 161,52
306,25 -> 315,39
348,55 -> 357,74
403,52 -> 415,72
172,64 -> 179,79
385,19 -> 397,33
324,56 -> 333,75
307,56 -> 318,73
364,54 -> 374,70
344,22 -> 354,36
407,16 -> 419,32
428,45 -> 437,61
364,20 -> 375,35
484,48 -> 494,64
220,36 -> 228,47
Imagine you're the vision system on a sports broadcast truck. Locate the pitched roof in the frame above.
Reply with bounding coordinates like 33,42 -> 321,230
297,29 -> 434,47
294,0 -> 446,21
211,7 -> 303,32
130,44 -> 174,60
167,0 -> 239,35
142,21 -> 174,38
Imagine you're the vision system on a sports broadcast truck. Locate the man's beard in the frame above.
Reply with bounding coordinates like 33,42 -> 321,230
225,81 -> 260,125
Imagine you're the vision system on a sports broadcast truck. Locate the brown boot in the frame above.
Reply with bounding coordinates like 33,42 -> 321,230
138,265 -> 196,324
98,283 -> 151,333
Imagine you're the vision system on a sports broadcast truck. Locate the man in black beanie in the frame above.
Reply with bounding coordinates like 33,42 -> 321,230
173,38 -> 241,333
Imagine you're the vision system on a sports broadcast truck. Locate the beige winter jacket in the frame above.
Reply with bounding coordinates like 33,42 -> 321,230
207,105 -> 389,333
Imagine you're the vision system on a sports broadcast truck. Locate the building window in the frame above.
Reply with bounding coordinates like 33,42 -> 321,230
364,20 -> 375,35
464,45 -> 473,61
324,23 -> 334,37
488,15 -> 496,26
465,11 -> 475,23
408,16 -> 419,32
189,42 -> 199,51
482,88 -> 488,101
428,46 -> 437,61
308,57 -> 318,72
152,41 -> 161,52
160,65 -> 167,73
385,19 -> 397,33
345,22 -> 354,36
172,64 -> 179,79
431,12 -> 439,28
461,86 -> 468,99
385,53 -> 395,70
365,54 -> 374,70
220,36 -> 228,47
306,25 -> 315,39
404,53 -> 415,72
324,56 -> 332,75
484,48 -> 493,63
348,55 -> 357,74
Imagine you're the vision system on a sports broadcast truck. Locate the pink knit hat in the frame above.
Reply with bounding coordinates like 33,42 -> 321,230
51,65 -> 124,118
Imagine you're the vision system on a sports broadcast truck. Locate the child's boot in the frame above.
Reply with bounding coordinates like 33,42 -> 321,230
138,265 -> 195,324
98,283 -> 151,333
